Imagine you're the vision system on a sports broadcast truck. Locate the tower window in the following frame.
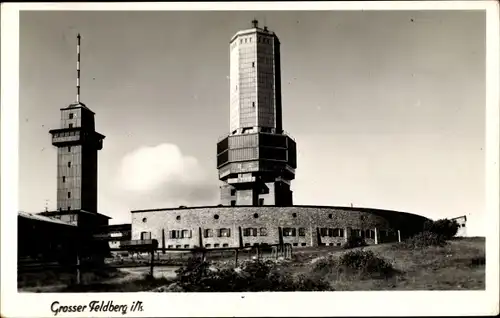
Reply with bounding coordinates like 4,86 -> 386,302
68,162 -> 71,168
230,200 -> 236,207
69,123 -> 73,128
252,102 -> 255,107
252,62 -> 255,67
69,113 -> 74,119
67,192 -> 71,199
68,146 -> 71,152
62,176 -> 66,183
230,189 -> 236,196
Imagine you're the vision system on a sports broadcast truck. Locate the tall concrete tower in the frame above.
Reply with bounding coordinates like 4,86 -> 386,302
45,34 -> 109,229
217,20 -> 297,206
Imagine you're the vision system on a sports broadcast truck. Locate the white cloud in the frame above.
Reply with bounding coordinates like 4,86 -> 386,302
114,143 -> 218,208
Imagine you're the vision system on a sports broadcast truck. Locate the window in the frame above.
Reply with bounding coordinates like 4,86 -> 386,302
205,244 -> 211,248
252,61 -> 255,67
293,243 -> 298,247
184,245 -> 189,248
69,113 -> 74,119
245,243 -> 251,247
258,199 -> 264,206
283,228 -> 296,237
252,102 -> 255,107
260,227 -> 268,236
68,146 -> 71,152
140,232 -> 151,240
67,191 -> 71,199
298,228 -> 306,236
223,243 -> 229,247
301,243 -> 307,247
168,245 -> 173,248
62,176 -> 66,183
230,200 -> 236,206
176,245 -> 181,249
328,214 -> 333,219
292,213 -> 297,218
68,207 -> 71,211
253,213 -> 259,218
218,228 -> 231,237
243,228 -> 257,237
214,243 -> 220,248
320,228 -> 328,237
69,123 -> 73,128
230,189 -> 236,196
182,230 -> 192,238
214,214 -> 219,220
68,162 -> 71,168
176,215 -> 181,221
204,229 -> 213,238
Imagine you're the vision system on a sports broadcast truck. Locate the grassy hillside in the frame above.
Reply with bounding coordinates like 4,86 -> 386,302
19,237 -> 485,292
292,237 -> 485,290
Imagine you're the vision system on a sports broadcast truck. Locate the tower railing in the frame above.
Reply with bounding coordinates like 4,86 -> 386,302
217,129 -> 295,142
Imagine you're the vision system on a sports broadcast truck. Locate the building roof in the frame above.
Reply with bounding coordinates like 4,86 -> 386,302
18,211 -> 76,227
39,209 -> 111,219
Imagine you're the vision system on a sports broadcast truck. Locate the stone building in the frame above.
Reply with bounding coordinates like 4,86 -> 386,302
131,206 -> 429,249
129,21 -> 431,249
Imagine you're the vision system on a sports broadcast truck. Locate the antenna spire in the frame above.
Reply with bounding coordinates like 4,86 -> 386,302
76,33 -> 81,104
251,19 -> 258,28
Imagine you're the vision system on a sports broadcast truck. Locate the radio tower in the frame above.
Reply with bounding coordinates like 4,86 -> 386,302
48,33 -> 106,220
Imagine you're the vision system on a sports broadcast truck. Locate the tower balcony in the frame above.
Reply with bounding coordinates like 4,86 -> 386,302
216,131 -> 297,182
50,127 -> 105,150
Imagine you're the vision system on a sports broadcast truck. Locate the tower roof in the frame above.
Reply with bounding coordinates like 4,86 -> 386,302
229,20 -> 278,44
60,102 -> 95,114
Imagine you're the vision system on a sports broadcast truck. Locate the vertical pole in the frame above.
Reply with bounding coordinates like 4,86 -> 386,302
374,228 -> 378,245
198,227 -> 203,248
234,249 -> 239,267
76,252 -> 81,285
162,229 -> 166,254
76,33 -> 81,103
149,246 -> 154,277
397,230 -> 401,243
256,245 -> 260,261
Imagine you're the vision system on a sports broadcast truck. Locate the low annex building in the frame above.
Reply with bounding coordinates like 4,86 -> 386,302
131,205 -> 430,249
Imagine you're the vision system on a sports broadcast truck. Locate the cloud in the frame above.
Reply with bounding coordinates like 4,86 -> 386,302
114,143 -> 218,208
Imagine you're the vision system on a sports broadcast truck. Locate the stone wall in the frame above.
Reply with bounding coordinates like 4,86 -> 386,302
131,206 -> 429,249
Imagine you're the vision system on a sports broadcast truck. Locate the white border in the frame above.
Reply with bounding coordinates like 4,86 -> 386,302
2,2 -> 499,317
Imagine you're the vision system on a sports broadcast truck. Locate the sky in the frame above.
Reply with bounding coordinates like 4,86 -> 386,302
19,10 -> 486,235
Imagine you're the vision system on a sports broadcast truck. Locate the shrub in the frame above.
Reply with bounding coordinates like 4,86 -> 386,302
338,250 -> 395,278
174,257 -> 332,292
342,235 -> 367,249
397,231 -> 447,249
313,250 -> 396,280
423,219 -> 460,240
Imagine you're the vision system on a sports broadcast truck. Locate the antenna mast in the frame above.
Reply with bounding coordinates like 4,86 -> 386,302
76,33 -> 81,104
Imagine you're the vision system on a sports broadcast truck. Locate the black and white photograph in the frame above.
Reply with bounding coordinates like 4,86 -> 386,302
1,1 -> 499,317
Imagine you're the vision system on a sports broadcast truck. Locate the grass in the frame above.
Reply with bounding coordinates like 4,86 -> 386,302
18,266 -> 126,290
18,237 -> 485,292
293,237 -> 485,290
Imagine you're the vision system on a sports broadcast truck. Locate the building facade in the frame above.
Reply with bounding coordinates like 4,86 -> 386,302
452,215 -> 467,237
131,206 -> 430,249
217,20 -> 297,207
